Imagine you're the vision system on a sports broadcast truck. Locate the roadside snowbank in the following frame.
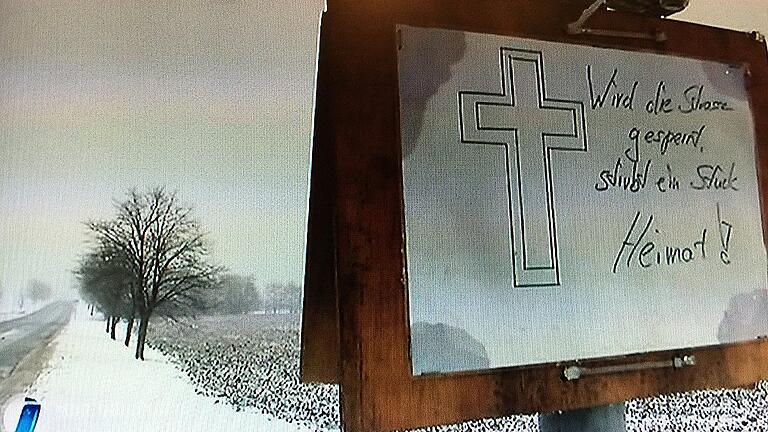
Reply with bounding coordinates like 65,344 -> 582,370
4,309 -> 307,432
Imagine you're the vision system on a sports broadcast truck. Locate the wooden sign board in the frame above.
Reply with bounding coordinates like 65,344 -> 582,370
301,1 -> 768,431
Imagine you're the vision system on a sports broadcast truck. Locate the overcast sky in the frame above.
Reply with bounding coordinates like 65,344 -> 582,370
0,0 -> 765,308
0,0 -> 323,305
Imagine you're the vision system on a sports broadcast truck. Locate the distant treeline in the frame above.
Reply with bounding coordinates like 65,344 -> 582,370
200,275 -> 302,315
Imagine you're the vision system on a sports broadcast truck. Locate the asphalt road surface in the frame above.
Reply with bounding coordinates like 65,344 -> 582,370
0,302 -> 74,379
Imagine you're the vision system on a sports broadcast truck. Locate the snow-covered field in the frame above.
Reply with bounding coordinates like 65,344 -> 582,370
148,313 -> 343,430
149,313 -> 768,432
2,308 -> 308,432
147,315 -> 540,431
6,306 -> 768,432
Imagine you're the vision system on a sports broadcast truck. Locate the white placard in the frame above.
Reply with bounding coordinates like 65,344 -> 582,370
398,25 -> 768,375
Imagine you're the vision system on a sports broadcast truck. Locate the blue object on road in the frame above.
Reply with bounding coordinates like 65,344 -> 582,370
14,398 -> 40,432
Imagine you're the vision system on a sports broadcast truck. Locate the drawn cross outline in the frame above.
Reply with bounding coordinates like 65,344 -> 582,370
458,48 -> 587,287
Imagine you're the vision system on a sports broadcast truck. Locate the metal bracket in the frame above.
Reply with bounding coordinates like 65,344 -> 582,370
567,0 -> 667,42
563,355 -> 696,381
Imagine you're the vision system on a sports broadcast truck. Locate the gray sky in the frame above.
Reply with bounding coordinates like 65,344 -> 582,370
0,0 -> 323,306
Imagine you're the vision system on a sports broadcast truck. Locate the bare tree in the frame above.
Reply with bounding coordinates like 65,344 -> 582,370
86,187 -> 221,360
264,281 -> 302,314
26,279 -> 53,305
202,274 -> 261,315
76,249 -> 133,340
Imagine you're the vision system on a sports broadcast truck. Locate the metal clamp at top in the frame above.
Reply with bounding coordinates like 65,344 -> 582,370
567,0 -> 667,42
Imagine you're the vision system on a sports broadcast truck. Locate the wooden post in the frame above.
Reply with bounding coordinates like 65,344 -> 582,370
539,403 -> 626,432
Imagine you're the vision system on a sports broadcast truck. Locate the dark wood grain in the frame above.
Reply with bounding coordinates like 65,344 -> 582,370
300,20 -> 342,384
307,1 -> 768,430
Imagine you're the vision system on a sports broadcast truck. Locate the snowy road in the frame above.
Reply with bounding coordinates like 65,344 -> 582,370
0,302 -> 73,379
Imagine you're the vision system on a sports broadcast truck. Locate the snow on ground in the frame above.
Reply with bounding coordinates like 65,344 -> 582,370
7,303 -> 768,432
3,307 -> 309,432
149,313 -> 343,430
0,303 -> 50,324
0,314 -> 22,324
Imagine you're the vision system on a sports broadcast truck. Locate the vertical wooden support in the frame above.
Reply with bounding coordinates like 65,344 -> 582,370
300,13 -> 341,384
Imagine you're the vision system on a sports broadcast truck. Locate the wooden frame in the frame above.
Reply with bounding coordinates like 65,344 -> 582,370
301,1 -> 768,430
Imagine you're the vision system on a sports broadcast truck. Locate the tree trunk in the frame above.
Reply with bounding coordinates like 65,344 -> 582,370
135,313 -> 150,360
110,316 -> 118,340
124,304 -> 136,346
124,319 -> 134,346
105,317 -> 110,333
